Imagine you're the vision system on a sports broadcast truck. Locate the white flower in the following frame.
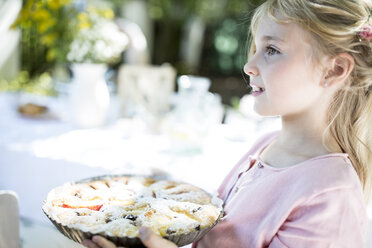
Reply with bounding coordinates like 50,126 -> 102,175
67,18 -> 129,64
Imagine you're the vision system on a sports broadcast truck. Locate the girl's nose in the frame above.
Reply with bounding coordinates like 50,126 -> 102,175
244,62 -> 259,77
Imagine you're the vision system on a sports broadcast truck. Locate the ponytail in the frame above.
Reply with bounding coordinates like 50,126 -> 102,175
326,85 -> 372,201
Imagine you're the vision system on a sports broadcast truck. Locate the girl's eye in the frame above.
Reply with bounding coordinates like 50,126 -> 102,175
265,46 -> 280,56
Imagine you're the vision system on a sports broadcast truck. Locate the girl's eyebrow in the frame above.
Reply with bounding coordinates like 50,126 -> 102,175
260,35 -> 285,43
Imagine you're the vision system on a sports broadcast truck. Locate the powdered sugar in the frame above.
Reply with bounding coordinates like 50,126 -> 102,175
43,176 -> 222,238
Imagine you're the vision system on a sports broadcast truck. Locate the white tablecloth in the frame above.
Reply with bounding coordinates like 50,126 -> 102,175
0,92 -> 278,226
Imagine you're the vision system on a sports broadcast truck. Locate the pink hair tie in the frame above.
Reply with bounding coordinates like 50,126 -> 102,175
360,25 -> 372,41
359,9 -> 372,41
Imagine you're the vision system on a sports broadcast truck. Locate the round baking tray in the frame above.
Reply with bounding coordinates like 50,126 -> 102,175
42,174 -> 224,247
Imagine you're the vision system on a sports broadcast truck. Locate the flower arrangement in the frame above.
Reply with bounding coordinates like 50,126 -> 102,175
6,0 -> 129,97
67,13 -> 129,64
12,0 -> 77,65
12,0 -> 128,67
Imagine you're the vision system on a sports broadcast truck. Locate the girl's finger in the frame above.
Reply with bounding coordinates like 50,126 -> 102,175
91,236 -> 117,248
139,227 -> 178,248
82,239 -> 101,248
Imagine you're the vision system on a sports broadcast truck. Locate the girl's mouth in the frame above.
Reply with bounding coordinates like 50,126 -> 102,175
251,85 -> 265,96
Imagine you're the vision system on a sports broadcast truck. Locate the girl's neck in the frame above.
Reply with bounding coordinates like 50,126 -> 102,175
278,97 -> 335,157
259,111 -> 334,168
278,121 -> 329,158
260,92 -> 344,167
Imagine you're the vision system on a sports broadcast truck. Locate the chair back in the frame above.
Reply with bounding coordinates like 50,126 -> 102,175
0,190 -> 20,248
118,64 -> 176,118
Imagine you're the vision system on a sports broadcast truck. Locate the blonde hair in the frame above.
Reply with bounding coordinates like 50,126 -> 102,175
249,0 -> 372,201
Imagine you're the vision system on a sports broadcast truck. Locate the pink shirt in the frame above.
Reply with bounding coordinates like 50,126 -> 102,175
194,132 -> 367,248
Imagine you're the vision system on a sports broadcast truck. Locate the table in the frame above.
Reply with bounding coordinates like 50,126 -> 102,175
0,92 -> 279,226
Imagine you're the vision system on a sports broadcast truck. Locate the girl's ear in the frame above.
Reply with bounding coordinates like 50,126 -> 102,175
323,53 -> 355,88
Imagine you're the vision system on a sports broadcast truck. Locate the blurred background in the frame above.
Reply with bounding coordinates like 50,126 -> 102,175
0,0 -> 266,105
1,1 -> 284,247
1,0 -> 370,248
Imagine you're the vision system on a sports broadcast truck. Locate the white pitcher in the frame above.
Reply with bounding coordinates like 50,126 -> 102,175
69,63 -> 110,128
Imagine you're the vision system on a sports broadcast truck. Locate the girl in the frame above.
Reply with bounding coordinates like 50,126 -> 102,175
83,0 -> 372,247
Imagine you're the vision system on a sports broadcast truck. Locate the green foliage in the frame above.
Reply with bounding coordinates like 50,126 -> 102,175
12,0 -> 78,76
146,0 -> 263,23
107,0 -> 265,22
12,0 -> 117,77
0,71 -> 57,96
230,96 -> 241,110
143,0 -> 266,75
201,0 -> 266,76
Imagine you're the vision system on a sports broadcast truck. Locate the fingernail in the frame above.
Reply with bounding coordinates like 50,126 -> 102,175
82,240 -> 89,247
139,226 -> 150,241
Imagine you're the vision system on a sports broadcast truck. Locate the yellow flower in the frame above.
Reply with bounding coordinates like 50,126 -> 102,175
41,33 -> 57,46
47,0 -> 72,10
47,0 -> 62,10
32,9 -> 51,21
37,19 -> 56,33
89,7 -> 115,20
25,0 -> 36,11
11,0 -> 34,29
46,48 -> 57,62
37,22 -> 49,33
102,9 -> 114,19
78,12 -> 89,22
78,12 -> 91,29
79,21 -> 91,29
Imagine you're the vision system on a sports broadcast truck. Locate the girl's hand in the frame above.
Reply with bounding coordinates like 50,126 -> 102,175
82,227 -> 178,248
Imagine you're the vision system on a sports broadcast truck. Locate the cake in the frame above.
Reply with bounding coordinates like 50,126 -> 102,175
42,175 -> 223,247
18,103 -> 48,117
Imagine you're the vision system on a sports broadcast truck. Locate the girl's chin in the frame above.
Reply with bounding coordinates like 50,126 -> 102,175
253,105 -> 278,117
